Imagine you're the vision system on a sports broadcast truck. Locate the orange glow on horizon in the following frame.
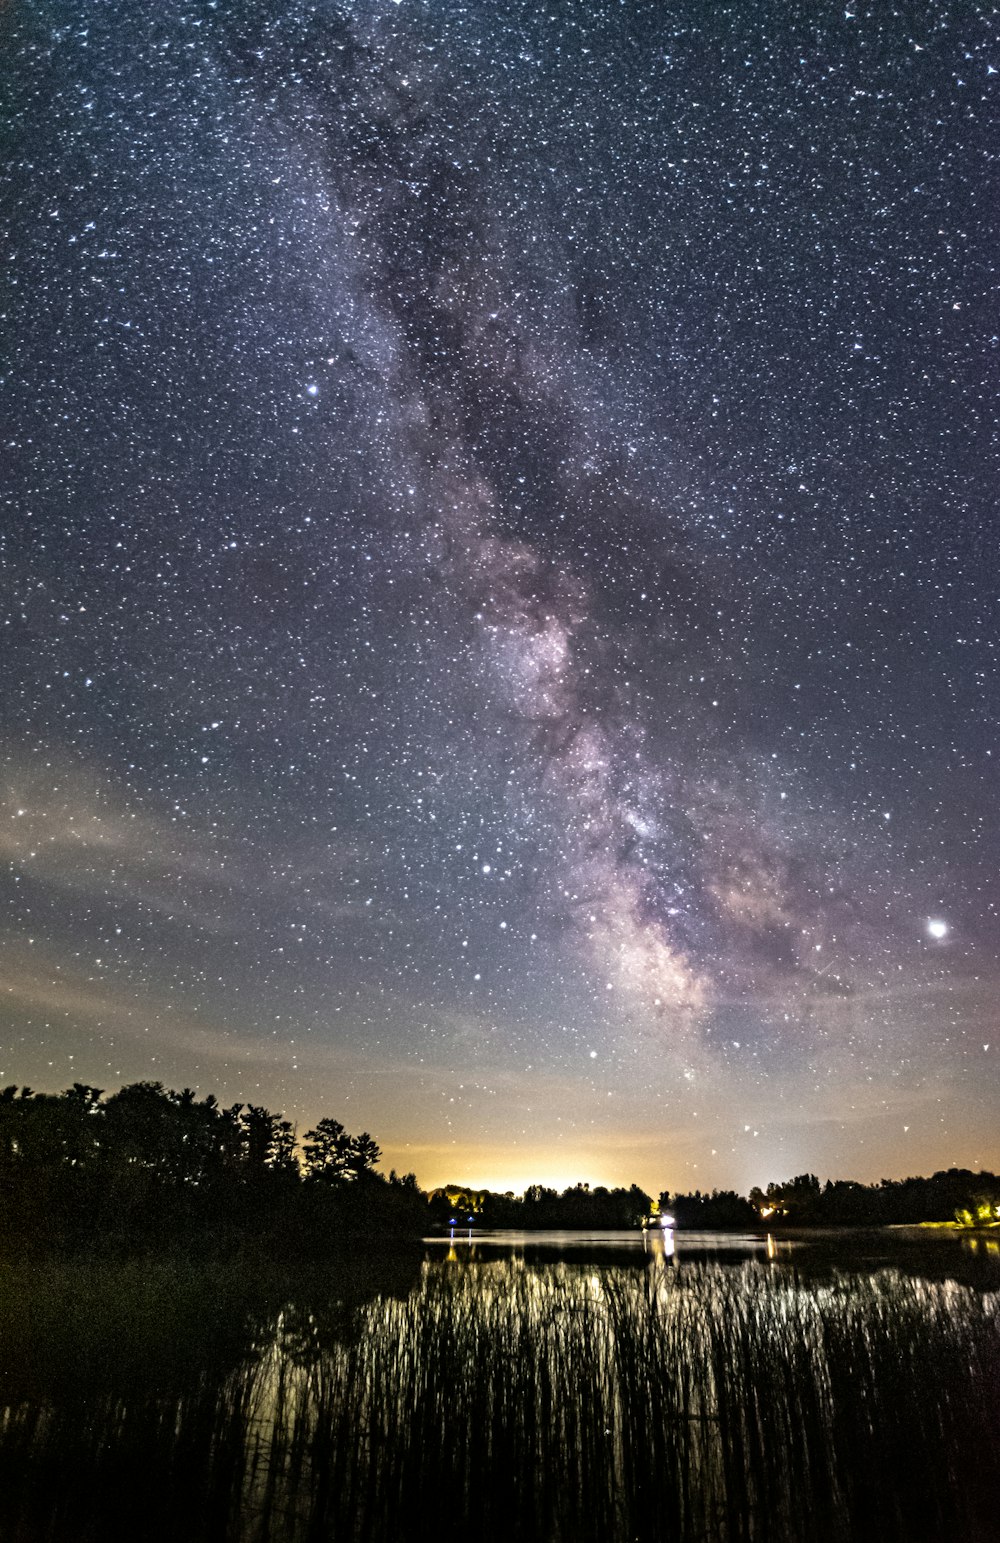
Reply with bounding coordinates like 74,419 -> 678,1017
380,1138 -> 669,1197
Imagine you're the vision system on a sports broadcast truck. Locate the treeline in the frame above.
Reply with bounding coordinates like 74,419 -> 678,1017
4,1081 -> 999,1252
428,1182 -> 759,1232
428,1182 -> 656,1231
0,1082 -> 425,1252
744,1169 -> 1000,1228
431,1171 -> 1000,1232
661,1189 -> 759,1229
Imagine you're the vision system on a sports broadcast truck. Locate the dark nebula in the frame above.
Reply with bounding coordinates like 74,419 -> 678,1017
3,0 -> 998,1190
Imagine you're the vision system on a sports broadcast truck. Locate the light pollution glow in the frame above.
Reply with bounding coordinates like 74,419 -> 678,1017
3,2 -> 998,1197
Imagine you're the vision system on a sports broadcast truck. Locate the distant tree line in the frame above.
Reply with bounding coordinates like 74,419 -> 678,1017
427,1181 -> 655,1231
743,1169 -> 1000,1228
660,1189 -> 760,1229
0,1082 -> 424,1253
429,1171 -> 1000,1233
3,1081 -> 998,1252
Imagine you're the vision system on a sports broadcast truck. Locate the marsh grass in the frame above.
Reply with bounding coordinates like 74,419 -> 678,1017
0,1252 -> 997,1541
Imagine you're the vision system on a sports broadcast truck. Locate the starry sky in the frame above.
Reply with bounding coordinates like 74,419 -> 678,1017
3,0 -> 999,1195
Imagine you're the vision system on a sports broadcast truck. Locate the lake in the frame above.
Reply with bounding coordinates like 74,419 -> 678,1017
1,1228 -> 997,1541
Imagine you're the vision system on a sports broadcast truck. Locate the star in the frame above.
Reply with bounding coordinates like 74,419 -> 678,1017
3,0 -> 997,1198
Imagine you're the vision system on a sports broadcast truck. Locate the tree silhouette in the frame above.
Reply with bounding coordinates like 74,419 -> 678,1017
348,1132 -> 382,1180
302,1117 -> 354,1184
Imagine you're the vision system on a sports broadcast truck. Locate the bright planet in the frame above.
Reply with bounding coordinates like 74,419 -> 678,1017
3,0 -> 998,1198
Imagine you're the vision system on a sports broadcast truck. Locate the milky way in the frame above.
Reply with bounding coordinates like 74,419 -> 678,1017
3,1 -> 998,1191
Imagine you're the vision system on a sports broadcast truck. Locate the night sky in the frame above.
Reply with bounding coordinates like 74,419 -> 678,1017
4,0 -> 999,1195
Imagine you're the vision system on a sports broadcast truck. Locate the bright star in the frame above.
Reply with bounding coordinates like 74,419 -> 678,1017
927,919 -> 948,940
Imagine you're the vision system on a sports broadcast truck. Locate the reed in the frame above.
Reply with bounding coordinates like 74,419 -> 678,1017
1,1252 -> 997,1541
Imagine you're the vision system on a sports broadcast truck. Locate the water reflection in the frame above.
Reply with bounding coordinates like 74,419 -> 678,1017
1,1238 -> 998,1542
642,1223 -> 675,1261
964,1234 -> 1000,1257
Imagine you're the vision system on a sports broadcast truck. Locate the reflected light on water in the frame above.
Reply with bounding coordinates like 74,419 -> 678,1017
963,1236 -> 1000,1257
3,1241 -> 1000,1543
643,1227 -> 675,1261
238,1252 -> 1000,1542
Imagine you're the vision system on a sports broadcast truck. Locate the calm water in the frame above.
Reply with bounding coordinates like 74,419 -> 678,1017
1,1230 -> 998,1541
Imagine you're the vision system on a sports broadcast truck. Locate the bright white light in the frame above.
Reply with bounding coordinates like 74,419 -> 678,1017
927,919 -> 948,940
